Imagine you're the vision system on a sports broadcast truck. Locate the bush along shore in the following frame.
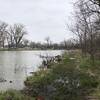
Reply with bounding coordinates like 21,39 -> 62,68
0,51 -> 100,100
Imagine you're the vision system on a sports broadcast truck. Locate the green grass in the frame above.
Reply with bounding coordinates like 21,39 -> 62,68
0,90 -> 35,100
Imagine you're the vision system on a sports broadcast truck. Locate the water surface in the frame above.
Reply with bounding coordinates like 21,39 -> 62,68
0,50 -> 63,91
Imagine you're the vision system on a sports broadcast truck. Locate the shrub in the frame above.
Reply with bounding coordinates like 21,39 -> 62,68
24,55 -> 99,100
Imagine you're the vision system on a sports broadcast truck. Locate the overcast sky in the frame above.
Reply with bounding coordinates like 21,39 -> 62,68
0,0 -> 74,43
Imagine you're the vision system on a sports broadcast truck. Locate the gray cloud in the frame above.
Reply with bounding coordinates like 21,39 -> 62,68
0,0 -> 74,42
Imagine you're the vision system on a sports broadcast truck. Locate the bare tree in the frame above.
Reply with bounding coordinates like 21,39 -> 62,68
70,0 -> 100,62
9,24 -> 27,48
45,36 -> 51,48
7,28 -> 14,48
0,21 -> 8,48
89,0 -> 100,6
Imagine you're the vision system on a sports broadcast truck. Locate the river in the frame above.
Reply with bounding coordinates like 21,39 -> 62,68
0,50 -> 63,91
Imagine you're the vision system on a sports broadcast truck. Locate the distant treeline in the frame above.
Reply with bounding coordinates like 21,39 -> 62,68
0,21 -> 78,50
24,40 -> 77,50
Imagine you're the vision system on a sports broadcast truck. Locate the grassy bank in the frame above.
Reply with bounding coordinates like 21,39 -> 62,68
0,90 -> 35,100
0,51 -> 100,100
23,52 -> 100,100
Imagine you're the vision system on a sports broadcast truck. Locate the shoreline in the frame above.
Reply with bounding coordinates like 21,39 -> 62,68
0,48 -> 65,51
